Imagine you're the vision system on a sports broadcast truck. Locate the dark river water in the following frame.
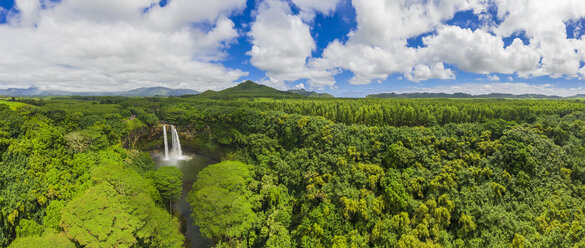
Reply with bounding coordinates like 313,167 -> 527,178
152,151 -> 215,248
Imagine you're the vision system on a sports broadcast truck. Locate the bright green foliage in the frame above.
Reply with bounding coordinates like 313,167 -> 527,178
381,172 -> 409,210
127,151 -> 156,174
0,100 -> 29,110
9,232 -> 75,248
512,233 -> 527,248
188,161 -> 257,244
155,97 -> 585,247
15,219 -> 44,238
61,164 -> 184,248
91,162 -> 162,204
458,213 -> 476,236
124,118 -> 148,148
152,166 -> 183,212
43,200 -> 65,230
8,95 -> 585,247
60,183 -> 142,247
0,99 -> 182,247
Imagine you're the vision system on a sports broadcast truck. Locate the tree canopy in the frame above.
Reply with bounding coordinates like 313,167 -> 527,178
6,95 -> 585,247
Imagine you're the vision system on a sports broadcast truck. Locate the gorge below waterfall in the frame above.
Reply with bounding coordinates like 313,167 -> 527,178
154,125 -> 214,248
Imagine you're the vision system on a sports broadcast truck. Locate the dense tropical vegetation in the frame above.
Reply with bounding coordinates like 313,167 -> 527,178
0,99 -> 183,247
4,82 -> 585,247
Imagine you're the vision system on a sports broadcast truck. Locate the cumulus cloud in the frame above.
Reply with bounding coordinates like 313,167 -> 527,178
5,0 -> 585,92
0,0 -> 247,91
419,26 -> 540,76
492,0 -> 585,78
488,74 -> 500,81
145,0 -> 246,30
248,0 -> 315,79
248,0 -> 335,89
406,63 -> 455,82
350,0 -> 476,46
291,0 -> 341,20
305,0 -> 585,86
313,0 -> 475,85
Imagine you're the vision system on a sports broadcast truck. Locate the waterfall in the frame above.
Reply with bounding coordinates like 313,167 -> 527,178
162,124 -> 188,165
163,125 -> 169,160
170,125 -> 183,160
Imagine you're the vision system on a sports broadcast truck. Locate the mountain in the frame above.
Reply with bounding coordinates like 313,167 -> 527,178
196,80 -> 303,99
0,86 -> 199,97
367,92 -> 564,99
0,86 -> 42,96
287,89 -> 333,98
116,87 -> 199,97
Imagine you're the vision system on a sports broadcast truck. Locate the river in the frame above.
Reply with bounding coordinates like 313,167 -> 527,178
152,151 -> 215,248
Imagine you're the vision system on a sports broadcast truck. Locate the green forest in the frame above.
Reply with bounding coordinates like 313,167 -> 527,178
4,87 -> 585,247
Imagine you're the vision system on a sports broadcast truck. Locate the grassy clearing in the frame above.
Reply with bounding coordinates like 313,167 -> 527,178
0,100 -> 29,110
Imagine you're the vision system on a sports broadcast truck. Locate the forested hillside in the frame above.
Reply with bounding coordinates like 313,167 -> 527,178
3,95 -> 585,247
0,100 -> 183,247
196,81 -> 303,99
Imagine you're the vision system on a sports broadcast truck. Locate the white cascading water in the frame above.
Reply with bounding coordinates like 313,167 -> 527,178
162,124 -> 188,165
170,125 -> 183,160
163,125 -> 169,160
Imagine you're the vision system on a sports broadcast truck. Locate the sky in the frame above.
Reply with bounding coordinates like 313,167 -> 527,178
2,0 -> 585,97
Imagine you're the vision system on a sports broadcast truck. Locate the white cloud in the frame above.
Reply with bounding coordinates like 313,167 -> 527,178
48,0 -> 157,23
488,74 -> 500,81
291,0 -> 340,20
406,63 -> 455,82
307,0 -> 585,86
5,0 -> 585,92
399,82 -> 585,97
248,0 -> 314,79
420,26 -> 541,76
248,0 -> 335,89
494,0 -> 585,78
314,0 -> 476,85
14,0 -> 41,26
350,0 -> 475,47
291,0 -> 340,14
0,0 -> 247,91
316,41 -> 411,85
145,0 -> 246,30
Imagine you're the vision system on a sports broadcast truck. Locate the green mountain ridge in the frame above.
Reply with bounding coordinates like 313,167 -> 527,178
287,89 -> 334,98
196,80 -> 304,99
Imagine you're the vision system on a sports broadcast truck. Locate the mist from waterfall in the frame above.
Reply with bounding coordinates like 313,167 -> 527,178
162,124 -> 189,165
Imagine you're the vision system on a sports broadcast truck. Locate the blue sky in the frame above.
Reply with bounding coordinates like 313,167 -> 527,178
1,0 -> 585,97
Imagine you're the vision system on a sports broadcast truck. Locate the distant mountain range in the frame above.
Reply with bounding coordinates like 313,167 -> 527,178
0,86 -> 199,97
4,83 -> 584,99
287,89 -> 333,98
367,92 -> 570,99
0,82 -> 334,98
0,87 -> 43,96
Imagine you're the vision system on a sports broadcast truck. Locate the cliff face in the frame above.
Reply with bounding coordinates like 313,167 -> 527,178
136,124 -> 164,151
138,123 -> 199,152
